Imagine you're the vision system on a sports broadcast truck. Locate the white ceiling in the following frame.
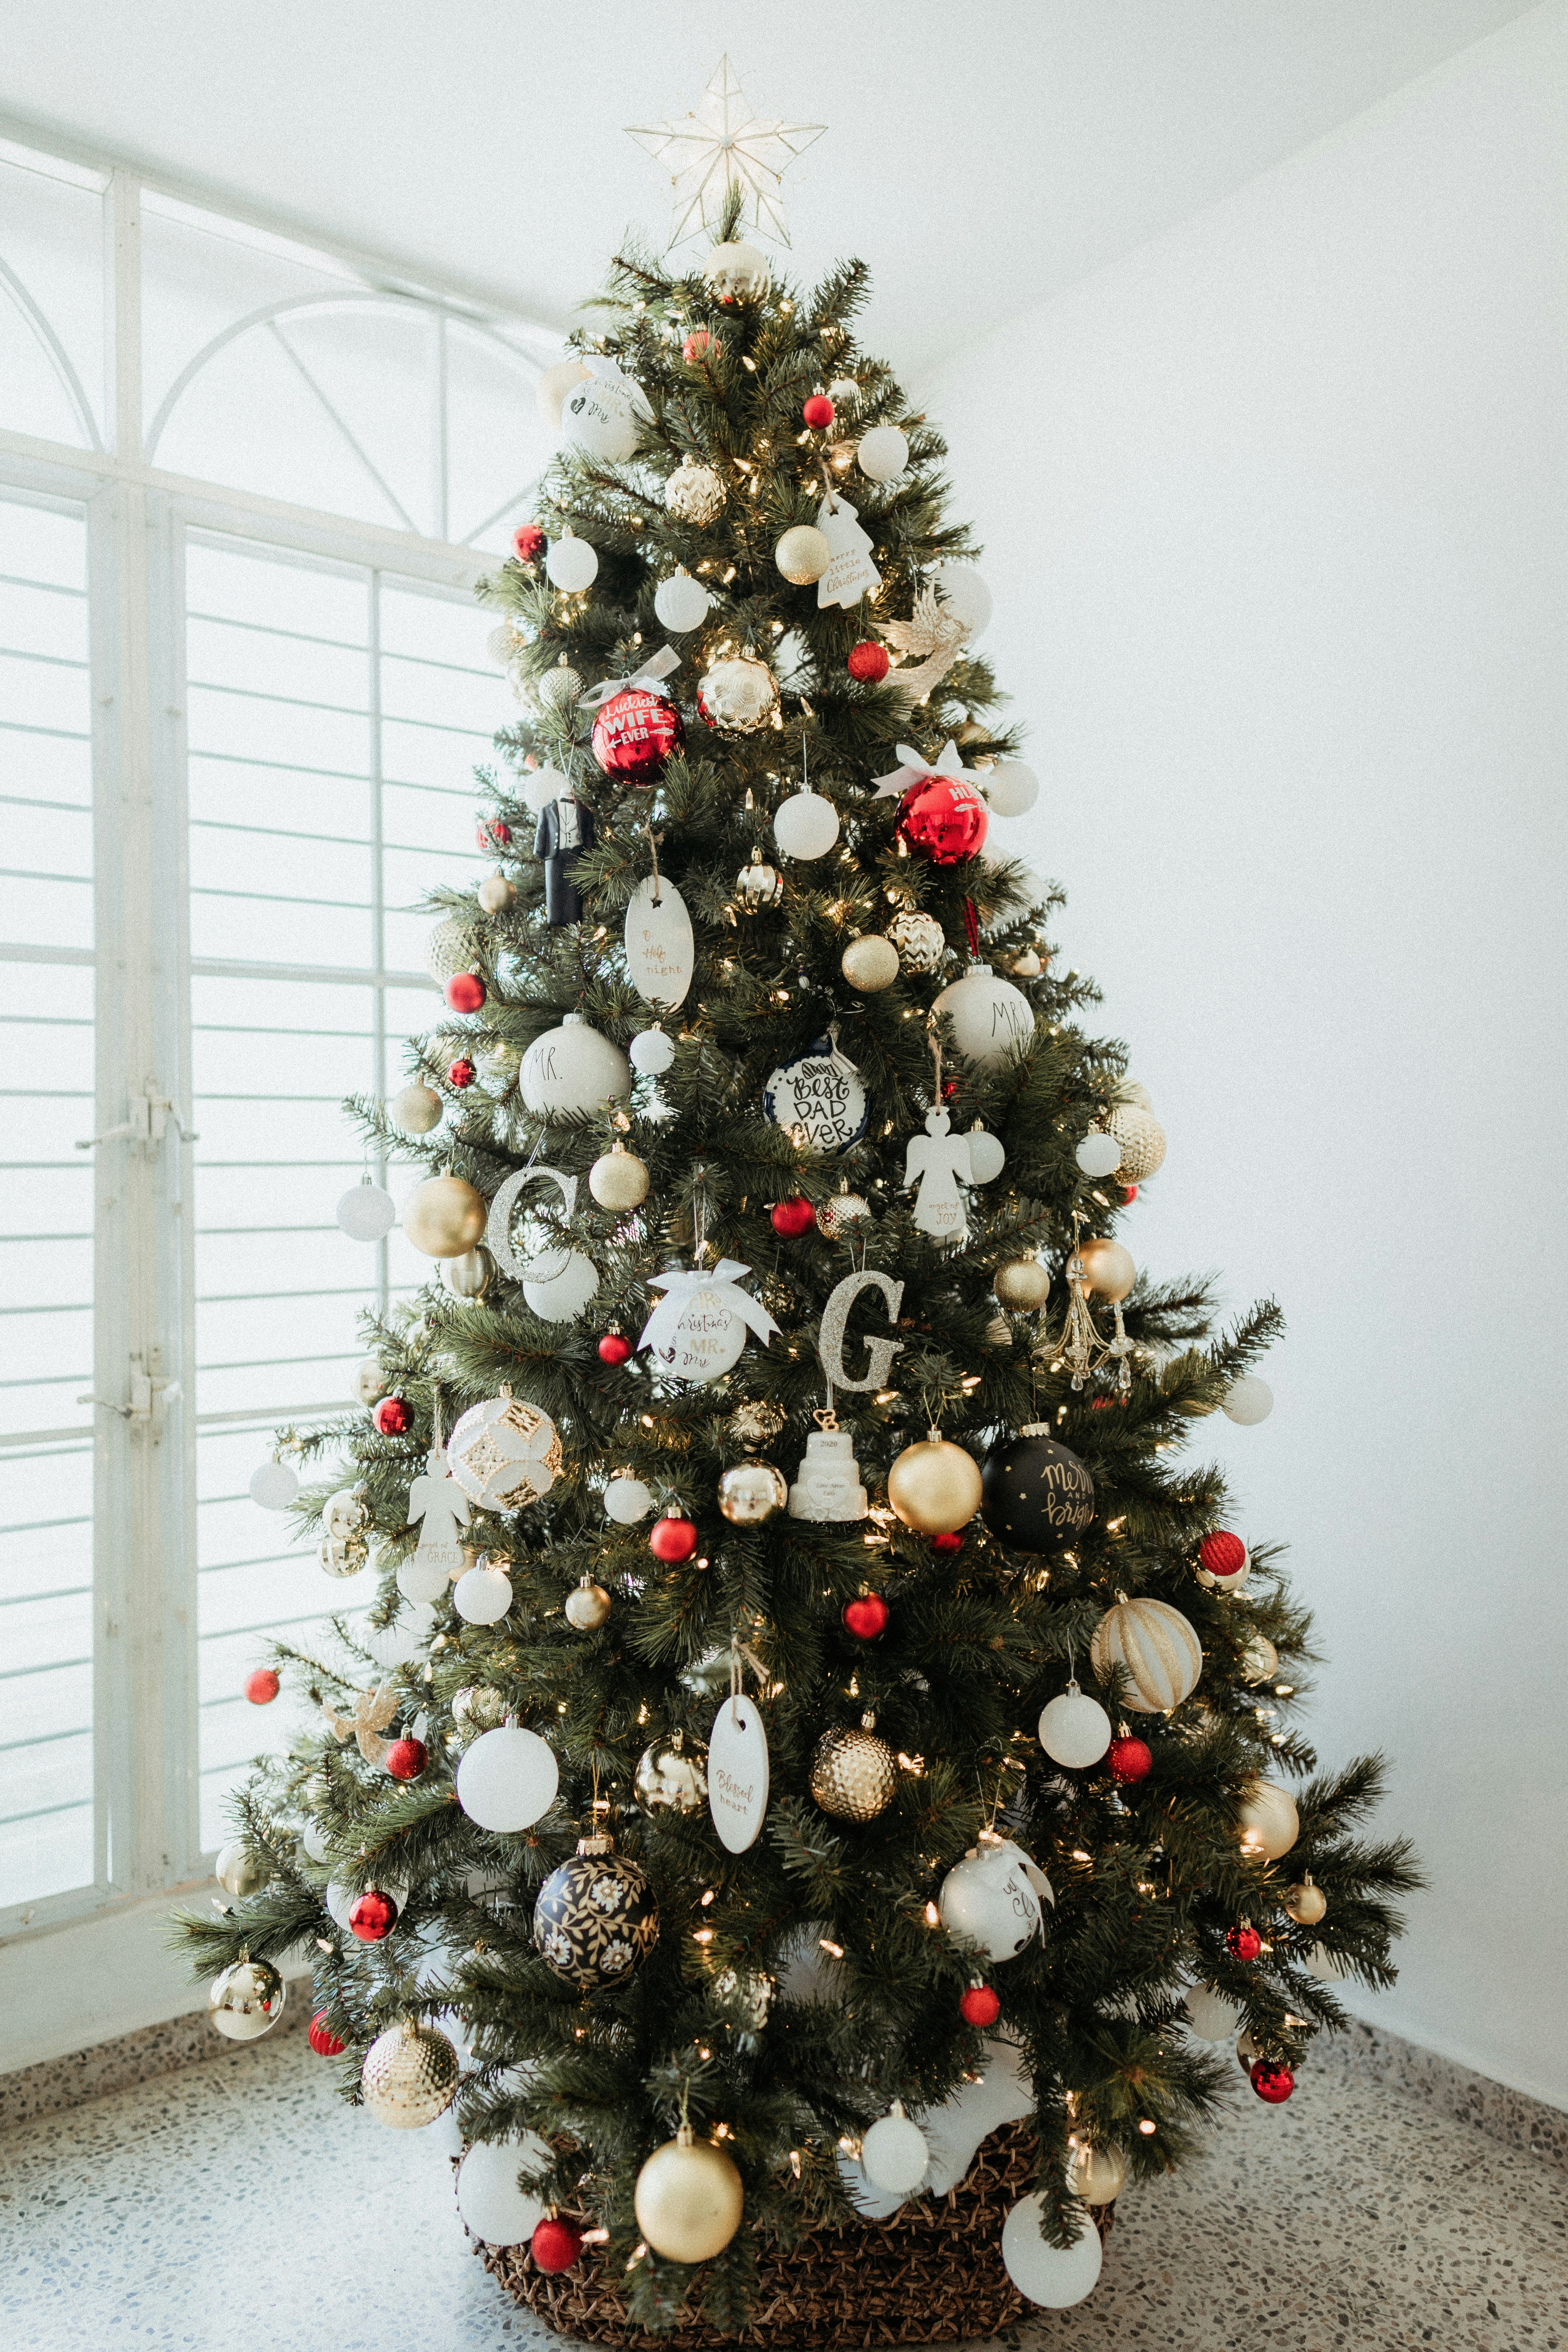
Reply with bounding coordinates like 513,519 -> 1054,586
0,0 -> 1541,377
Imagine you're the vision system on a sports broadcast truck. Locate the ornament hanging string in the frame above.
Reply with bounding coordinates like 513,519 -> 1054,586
727,1630 -> 772,1729
644,821 -> 665,909
963,897 -> 980,958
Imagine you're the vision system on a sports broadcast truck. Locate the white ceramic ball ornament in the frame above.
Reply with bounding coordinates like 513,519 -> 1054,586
773,787 -> 840,860
520,1015 -> 631,1117
456,2133 -> 554,2246
337,1182 -> 397,1242
983,761 -> 1039,818
536,357 -> 590,430
604,1475 -> 654,1524
453,1560 -> 514,1625
938,1842 -> 1041,1964
860,2106 -> 929,2197
545,536 -> 598,593
856,425 -> 909,482
1183,1983 -> 1244,2041
1037,1681 -> 1112,1769
930,964 -> 1034,1067
653,570 -> 711,632
1224,1376 -> 1275,1425
456,1724 -> 559,1833
249,1459 -> 298,1510
629,1027 -> 675,1078
1075,1133 -> 1123,1179
1001,2198 -> 1103,2308
561,368 -> 644,465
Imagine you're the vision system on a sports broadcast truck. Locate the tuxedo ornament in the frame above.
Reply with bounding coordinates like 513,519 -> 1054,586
533,790 -> 596,927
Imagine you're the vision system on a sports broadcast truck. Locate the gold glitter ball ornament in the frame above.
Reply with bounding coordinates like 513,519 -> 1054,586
886,907 -> 945,973
728,1397 -> 786,1448
1106,1103 -> 1166,1181
389,1082 -> 443,1135
887,1436 -> 983,1534
840,934 -> 899,992
403,1173 -> 488,1260
361,2019 -> 460,2129
775,523 -> 832,584
564,1576 -> 612,1630
993,1253 -> 1051,1311
588,1141 -> 651,1211
665,460 -> 726,525
810,1715 -> 897,1822
633,2125 -> 745,2265
209,1957 -> 287,2041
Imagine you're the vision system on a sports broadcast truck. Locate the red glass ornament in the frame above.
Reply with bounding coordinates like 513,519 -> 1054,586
597,1333 -> 633,1366
243,1667 -> 280,1706
1122,1185 -> 1138,1204
930,1531 -> 964,1556
682,329 -> 719,364
1199,1530 -> 1247,1580
477,819 -> 511,852
959,1983 -> 1000,2028
897,773 -> 989,867
590,686 -> 685,788
385,1736 -> 427,1781
769,1196 -> 817,1238
531,2216 -> 583,2273
1226,1924 -> 1263,1962
374,1396 -> 411,1436
448,1056 -> 475,1089
1108,1735 -> 1153,1784
349,1888 -> 398,1942
512,524 -> 544,564
843,1594 -> 889,1640
648,1514 -> 698,1563
445,972 -> 485,1013
1250,2059 -> 1296,2104
308,2010 -> 347,2056
847,639 -> 890,684
802,395 -> 835,429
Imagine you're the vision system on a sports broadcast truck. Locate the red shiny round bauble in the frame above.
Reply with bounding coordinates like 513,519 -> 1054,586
930,1531 -> 964,1556
530,2216 -> 583,2273
843,1594 -> 889,1640
590,686 -> 685,788
448,1056 -> 475,1089
847,639 -> 891,683
308,2010 -> 347,2056
1108,1735 -> 1153,1784
477,819 -> 511,852
597,1333 -> 633,1366
374,1396 -> 411,1436
1226,1925 -> 1263,1962
959,1983 -> 1000,2028
244,1667 -> 280,1705
682,329 -> 719,364
445,972 -> 485,1013
1122,1185 -> 1138,1204
385,1737 -> 427,1781
897,773 -> 989,866
770,1196 -> 817,1238
648,1514 -> 698,1563
349,1888 -> 398,1942
512,524 -> 544,564
1250,2059 -> 1296,2104
802,395 -> 835,429
1199,1530 -> 1247,1580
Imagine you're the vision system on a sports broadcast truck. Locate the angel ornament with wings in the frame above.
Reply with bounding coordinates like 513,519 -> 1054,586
903,1105 -> 976,1241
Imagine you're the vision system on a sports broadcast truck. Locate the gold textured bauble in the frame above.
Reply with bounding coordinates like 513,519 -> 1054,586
1075,1236 -> 1136,1302
699,655 -> 778,735
1240,1634 -> 1279,1687
1067,2141 -> 1128,2203
718,1460 -> 787,1525
390,1082 -> 443,1136
728,1398 -> 786,1448
536,659 -> 584,712
442,1246 -> 494,1302
361,2019 -> 460,2129
886,907 -> 945,973
1284,1877 -> 1327,1926
810,1719 -> 897,1821
1237,1777 -> 1300,1861
403,1174 -> 487,1260
775,524 -> 832,584
215,1839 -> 264,1898
588,1142 -> 651,1211
564,1577 -> 612,1630
477,871 -> 515,914
634,1730 -> 708,1817
840,934 -> 899,992
993,1253 -> 1052,1312
1106,1103 -> 1166,1181
209,1957 -> 287,2041
426,915 -> 481,984
887,1438 -> 983,1534
818,1191 -> 872,1242
633,2125 -> 745,2264
665,460 -> 726,525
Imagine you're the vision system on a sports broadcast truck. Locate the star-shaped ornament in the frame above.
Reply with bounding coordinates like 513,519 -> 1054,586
627,55 -> 824,247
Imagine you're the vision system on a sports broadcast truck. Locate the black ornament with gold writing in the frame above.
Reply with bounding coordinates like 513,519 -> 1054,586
980,1424 -> 1096,1553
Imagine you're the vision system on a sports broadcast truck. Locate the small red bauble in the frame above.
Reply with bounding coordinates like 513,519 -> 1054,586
244,1667 -> 280,1705
897,773 -> 989,867
847,639 -> 891,683
1226,1925 -> 1263,1962
530,2216 -> 583,2273
1122,1185 -> 1138,1204
477,819 -> 511,852
348,1888 -> 399,1942
1108,1735 -> 1153,1784
770,1196 -> 817,1238
308,2010 -> 346,2056
682,329 -> 719,364
959,1983 -> 1000,2028
648,1514 -> 698,1563
373,1396 -> 411,1436
1198,1530 -> 1247,1579
1250,2059 -> 1296,2104
590,686 -> 686,788
930,1531 -> 964,1556
448,1056 -> 475,1089
445,972 -> 485,1013
802,395 -> 835,429
512,524 -> 544,564
598,1333 -> 633,1366
385,1736 -> 427,1781
843,1594 -> 889,1640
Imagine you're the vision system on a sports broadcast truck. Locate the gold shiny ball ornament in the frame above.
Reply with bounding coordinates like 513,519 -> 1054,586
564,1576 -> 612,1630
718,1460 -> 787,1525
442,1246 -> 494,1303
1284,1876 -> 1328,1926
698,654 -> 778,735
588,1141 -> 651,1212
1091,1596 -> 1203,1713
888,1437 -> 983,1534
634,2125 -> 745,2265
886,907 -> 946,973
737,858 -> 783,908
993,1253 -> 1051,1313
1240,1633 -> 1279,1687
1106,1103 -> 1166,1182
1008,948 -> 1043,978
818,1191 -> 872,1242
1237,1776 -> 1300,1861
633,1729 -> 708,1818
728,1397 -> 786,1448
214,1839 -> 264,1899
664,459 -> 726,525
841,934 -> 899,992
1067,2141 -> 1128,2204
1074,1236 -> 1136,1302
209,1957 -> 287,2041
389,1082 -> 443,1136
810,1718 -> 897,1822
402,1174 -> 487,1260
775,524 -> 832,584
361,2019 -> 460,2130
476,871 -> 515,915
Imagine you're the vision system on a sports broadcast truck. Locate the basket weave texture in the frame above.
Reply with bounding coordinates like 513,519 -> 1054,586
477,2123 -> 1114,2350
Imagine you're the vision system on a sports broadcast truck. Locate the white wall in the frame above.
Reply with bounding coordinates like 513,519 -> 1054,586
922,0 -> 1568,2108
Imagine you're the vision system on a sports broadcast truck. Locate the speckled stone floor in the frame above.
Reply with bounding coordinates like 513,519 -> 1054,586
0,2025 -> 1561,2352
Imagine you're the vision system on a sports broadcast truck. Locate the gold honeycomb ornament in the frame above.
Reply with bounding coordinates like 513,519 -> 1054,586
810,1713 -> 897,1822
360,2019 -> 460,2129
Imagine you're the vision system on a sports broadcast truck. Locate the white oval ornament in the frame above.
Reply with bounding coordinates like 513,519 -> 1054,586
654,1293 -> 746,1384
707,1693 -> 770,1853
624,875 -> 694,1010
763,1032 -> 869,1157
1001,2197 -> 1103,2309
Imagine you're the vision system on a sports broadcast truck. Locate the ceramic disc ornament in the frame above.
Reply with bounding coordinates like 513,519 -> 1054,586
886,907 -> 945,971
520,1015 -> 632,1117
931,964 -> 1034,1067
633,2127 -> 745,2264
361,2020 -> 460,2130
698,654 -> 777,734
773,785 -> 840,860
654,568 -> 712,630
456,2132 -> 553,2247
1037,1680 -> 1113,1769
1001,2199 -> 1103,2309
591,686 -> 685,788
446,1390 -> 563,1512
708,1691 -> 770,1852
533,1834 -> 659,1990
209,1958 -> 287,2041
981,1425 -> 1095,1553
624,875 -> 694,1008
456,1723 -> 559,1832
1090,1597 -> 1203,1713
888,1436 -> 982,1534
763,1032 -> 868,1156
938,1842 -> 1041,1963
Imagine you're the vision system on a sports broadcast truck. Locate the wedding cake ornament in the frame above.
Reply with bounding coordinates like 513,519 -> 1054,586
788,1416 -> 869,1521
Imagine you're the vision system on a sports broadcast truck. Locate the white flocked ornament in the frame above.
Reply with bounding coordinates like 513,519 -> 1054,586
860,2104 -> 929,2196
966,1123 -> 1006,1185
773,785 -> 840,861
454,1559 -> 513,1625
544,536 -> 598,593
629,1026 -> 675,1078
604,1475 -> 654,1524
930,964 -> 1034,1068
1183,1982 -> 1244,2041
932,562 -> 993,641
455,2133 -> 553,2246
336,1180 -> 397,1241
1037,1680 -> 1112,1769
938,1841 -> 1042,1964
982,761 -> 1039,818
520,1014 -> 631,1117
1076,1132 -> 1123,1179
653,569 -> 710,633
1001,2198 -> 1103,2309
456,1723 -> 559,1832
1224,1375 -> 1275,1425
856,425 -> 909,482
249,1459 -> 298,1510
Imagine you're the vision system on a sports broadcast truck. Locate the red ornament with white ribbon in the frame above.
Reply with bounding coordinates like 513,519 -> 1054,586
874,741 -> 989,867
586,651 -> 685,789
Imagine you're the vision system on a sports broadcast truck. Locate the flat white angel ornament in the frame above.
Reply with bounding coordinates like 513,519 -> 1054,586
398,1449 -> 472,1604
903,1106 -> 975,1241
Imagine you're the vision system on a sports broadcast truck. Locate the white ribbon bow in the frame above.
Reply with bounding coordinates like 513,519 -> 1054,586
639,1259 -> 782,1354
578,644 -> 682,712
871,739 -> 969,799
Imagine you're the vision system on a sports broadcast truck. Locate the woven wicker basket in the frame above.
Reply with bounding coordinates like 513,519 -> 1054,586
476,2124 -> 1113,2350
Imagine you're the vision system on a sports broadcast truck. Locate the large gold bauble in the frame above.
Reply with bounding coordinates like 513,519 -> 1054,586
1237,1776 -> 1300,1861
810,1722 -> 897,1821
665,460 -> 726,525
633,1730 -> 708,1817
840,934 -> 899,992
588,1143 -> 651,1211
1075,1236 -> 1136,1302
403,1174 -> 487,1260
209,1957 -> 287,2041
1283,1877 -> 1327,1925
1106,1103 -> 1166,1181
993,1254 -> 1051,1312
361,2019 -> 460,2129
1067,2141 -> 1128,2203
718,1460 -> 787,1525
389,1082 -> 443,1136
564,1577 -> 612,1630
633,2126 -> 745,2264
887,1438 -> 982,1534
775,524 -> 832,585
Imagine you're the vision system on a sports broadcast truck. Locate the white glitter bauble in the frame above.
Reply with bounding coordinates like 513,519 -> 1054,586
1223,1376 -> 1274,1425
1037,1684 -> 1112,1769
857,426 -> 909,483
654,569 -> 712,631
1184,1982 -> 1244,2041
336,1181 -> 397,1241
629,1026 -> 676,1077
773,787 -> 840,860
248,1459 -> 298,1510
545,536 -> 598,593
860,2106 -> 928,2196
604,1475 -> 654,1524
984,760 -> 1039,817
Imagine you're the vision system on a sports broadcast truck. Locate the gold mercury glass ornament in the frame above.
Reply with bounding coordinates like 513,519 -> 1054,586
633,1729 -> 708,1817
810,1713 -> 897,1822
361,2019 -> 461,2129
208,1957 -> 287,2041
728,1397 -> 786,1448
718,1461 -> 788,1525
1284,1875 -> 1328,1925
840,934 -> 899,992
1067,2141 -> 1128,2203
442,1246 -> 494,1302
564,1575 -> 612,1630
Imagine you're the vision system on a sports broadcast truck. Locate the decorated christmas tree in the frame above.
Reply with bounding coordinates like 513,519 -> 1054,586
181,74 -> 1416,2342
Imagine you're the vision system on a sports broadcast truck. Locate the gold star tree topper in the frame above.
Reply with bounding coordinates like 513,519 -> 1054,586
627,55 -> 824,248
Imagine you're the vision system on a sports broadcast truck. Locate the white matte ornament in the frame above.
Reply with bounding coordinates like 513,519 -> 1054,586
454,1561 -> 513,1625
520,1015 -> 631,1117
561,365 -> 645,465
860,2107 -> 929,2196
1037,1682 -> 1112,1769
523,1243 -> 600,1325
337,1181 -> 397,1241
1184,1982 -> 1244,2041
856,425 -> 909,482
456,1723 -> 559,1832
629,1026 -> 675,1077
930,964 -> 1034,1067
966,1124 -> 1006,1185
604,1475 -> 654,1524
1001,2198 -> 1103,2309
932,562 -> 993,641
938,1842 -> 1042,1964
545,536 -> 598,593
625,875 -> 694,1009
390,1082 -> 443,1136
654,570 -> 711,632
773,787 -> 840,860
983,761 -> 1039,818
523,763 -> 570,817
249,1459 -> 298,1510
1224,1376 -> 1275,1425
456,2133 -> 553,2246
708,1692 -> 770,1853
1076,1133 -> 1123,1179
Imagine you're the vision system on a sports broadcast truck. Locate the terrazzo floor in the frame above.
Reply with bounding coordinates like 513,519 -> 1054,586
0,2024 -> 1562,2352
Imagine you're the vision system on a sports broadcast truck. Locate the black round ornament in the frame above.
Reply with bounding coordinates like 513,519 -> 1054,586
533,1835 -> 659,1990
980,1423 -> 1095,1553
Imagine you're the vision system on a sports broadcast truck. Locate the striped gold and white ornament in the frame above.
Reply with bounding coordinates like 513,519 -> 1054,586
1090,1596 -> 1203,1713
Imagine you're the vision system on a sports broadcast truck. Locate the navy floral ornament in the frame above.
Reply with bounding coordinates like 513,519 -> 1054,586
533,1835 -> 659,1990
